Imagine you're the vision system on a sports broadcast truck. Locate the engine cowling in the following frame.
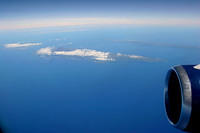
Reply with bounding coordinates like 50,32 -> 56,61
165,65 -> 200,132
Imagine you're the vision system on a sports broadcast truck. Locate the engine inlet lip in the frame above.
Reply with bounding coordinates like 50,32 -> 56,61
164,66 -> 192,130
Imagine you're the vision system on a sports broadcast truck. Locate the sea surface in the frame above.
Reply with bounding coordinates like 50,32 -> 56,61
0,25 -> 200,133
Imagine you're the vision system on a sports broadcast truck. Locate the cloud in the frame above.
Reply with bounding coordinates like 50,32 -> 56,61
194,64 -> 200,70
116,53 -> 158,62
5,43 -> 41,48
37,47 -> 157,62
37,48 -> 113,61
54,49 -> 113,61
116,53 -> 145,59
36,47 -> 53,55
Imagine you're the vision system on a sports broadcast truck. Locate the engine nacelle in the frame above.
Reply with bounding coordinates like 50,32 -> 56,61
165,65 -> 200,132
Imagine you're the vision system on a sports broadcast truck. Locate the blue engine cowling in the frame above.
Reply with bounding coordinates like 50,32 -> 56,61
165,65 -> 200,132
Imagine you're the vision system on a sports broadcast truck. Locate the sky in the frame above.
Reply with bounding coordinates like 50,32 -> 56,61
0,0 -> 200,30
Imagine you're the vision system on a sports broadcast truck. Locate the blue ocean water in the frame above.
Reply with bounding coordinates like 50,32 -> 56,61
0,26 -> 199,133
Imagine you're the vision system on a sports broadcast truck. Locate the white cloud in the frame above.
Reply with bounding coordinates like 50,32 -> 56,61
37,48 -> 114,61
36,47 -> 53,55
117,53 -> 151,61
37,47 -> 156,62
128,55 -> 147,59
54,49 -> 113,61
194,64 -> 200,70
5,43 -> 41,48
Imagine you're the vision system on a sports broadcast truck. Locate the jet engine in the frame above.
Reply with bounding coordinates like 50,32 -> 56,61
165,65 -> 200,132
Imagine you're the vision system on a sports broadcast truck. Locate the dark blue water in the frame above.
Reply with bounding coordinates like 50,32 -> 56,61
0,26 -> 199,133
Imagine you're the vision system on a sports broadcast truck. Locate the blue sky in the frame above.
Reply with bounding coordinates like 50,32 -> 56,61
0,0 -> 199,30
1,0 -> 200,18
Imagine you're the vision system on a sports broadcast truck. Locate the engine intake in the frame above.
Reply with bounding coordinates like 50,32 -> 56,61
165,65 -> 200,132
